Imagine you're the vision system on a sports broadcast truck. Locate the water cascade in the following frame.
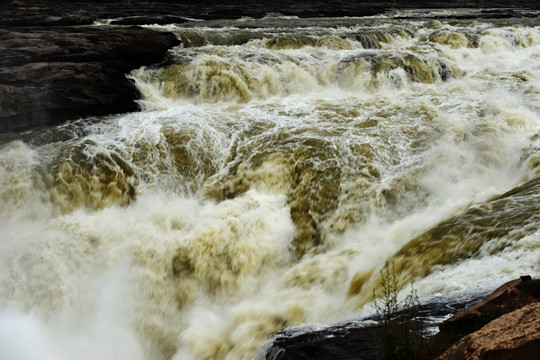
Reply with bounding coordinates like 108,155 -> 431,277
1,10 -> 540,360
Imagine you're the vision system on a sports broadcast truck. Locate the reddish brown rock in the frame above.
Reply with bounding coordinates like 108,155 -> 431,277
427,277 -> 540,358
440,277 -> 540,335
435,302 -> 540,360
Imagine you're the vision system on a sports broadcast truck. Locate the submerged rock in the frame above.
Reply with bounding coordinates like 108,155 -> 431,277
0,26 -> 179,133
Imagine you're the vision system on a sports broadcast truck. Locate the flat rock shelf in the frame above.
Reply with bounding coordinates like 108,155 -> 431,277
0,26 -> 179,133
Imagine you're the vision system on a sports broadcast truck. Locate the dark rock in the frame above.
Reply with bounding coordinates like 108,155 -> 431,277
265,322 -> 382,360
0,26 -> 179,133
263,297 -> 482,360
0,26 -> 179,67
263,277 -> 540,360
1,1 -> 538,28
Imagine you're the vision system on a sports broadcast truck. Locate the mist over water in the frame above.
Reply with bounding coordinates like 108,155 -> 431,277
1,9 -> 540,360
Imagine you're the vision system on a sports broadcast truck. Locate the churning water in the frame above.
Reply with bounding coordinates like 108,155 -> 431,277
1,9 -> 540,360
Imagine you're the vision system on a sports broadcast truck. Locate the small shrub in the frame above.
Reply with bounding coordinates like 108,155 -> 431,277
373,262 -> 425,360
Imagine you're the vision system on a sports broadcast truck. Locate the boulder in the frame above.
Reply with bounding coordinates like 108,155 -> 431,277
427,276 -> 540,357
439,277 -> 540,335
435,302 -> 540,360
0,26 -> 180,133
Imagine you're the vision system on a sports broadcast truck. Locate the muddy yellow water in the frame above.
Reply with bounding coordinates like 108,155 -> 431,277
1,9 -> 540,360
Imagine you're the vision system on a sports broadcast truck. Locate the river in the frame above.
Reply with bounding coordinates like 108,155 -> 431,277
1,8 -> 539,360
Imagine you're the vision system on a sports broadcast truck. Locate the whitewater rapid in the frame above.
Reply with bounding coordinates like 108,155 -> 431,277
1,9 -> 540,360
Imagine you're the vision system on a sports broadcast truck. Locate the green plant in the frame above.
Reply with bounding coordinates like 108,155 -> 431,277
373,262 -> 425,360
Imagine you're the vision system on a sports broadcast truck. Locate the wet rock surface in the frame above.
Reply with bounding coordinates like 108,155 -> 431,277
264,297 -> 481,360
0,26 -> 179,133
265,322 -> 382,360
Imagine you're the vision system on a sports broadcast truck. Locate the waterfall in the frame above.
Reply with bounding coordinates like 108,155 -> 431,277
1,9 -> 540,360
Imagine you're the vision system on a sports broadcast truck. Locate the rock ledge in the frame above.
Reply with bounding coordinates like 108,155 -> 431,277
0,26 -> 179,133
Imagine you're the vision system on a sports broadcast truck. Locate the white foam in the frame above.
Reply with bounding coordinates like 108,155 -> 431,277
1,15 -> 540,360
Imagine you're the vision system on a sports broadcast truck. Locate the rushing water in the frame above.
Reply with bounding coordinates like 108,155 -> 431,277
1,9 -> 540,360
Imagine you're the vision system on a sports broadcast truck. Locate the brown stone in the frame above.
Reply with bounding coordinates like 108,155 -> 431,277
435,302 -> 540,360
439,277 -> 540,335
427,277 -> 540,358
